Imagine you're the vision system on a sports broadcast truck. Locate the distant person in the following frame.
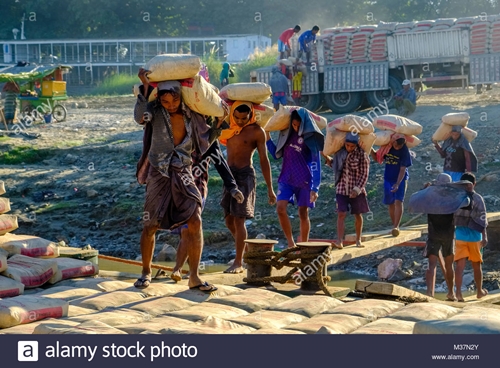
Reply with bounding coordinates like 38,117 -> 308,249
269,66 -> 290,111
432,125 -> 478,182
298,25 -> 320,64
2,82 -> 20,124
278,25 -> 301,59
327,132 -> 370,249
394,80 -> 416,116
454,172 -> 488,302
266,108 -> 323,248
198,63 -> 210,83
370,134 -> 412,237
220,62 -> 234,88
219,101 -> 276,273
421,173 -> 457,301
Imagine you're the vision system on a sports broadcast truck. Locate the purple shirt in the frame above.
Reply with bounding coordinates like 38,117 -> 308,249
277,130 -> 312,189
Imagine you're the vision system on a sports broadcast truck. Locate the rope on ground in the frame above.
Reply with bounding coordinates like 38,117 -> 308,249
243,246 -> 332,296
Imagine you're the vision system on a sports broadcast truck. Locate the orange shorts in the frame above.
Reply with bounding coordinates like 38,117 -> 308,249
454,240 -> 483,263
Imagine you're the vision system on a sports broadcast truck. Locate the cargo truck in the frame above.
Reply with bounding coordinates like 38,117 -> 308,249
251,17 -> 500,113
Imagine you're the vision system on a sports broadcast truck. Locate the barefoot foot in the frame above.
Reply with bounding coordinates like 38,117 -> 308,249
477,288 -> 488,299
224,265 -> 245,274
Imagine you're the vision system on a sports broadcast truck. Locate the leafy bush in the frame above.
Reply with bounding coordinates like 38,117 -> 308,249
91,73 -> 137,96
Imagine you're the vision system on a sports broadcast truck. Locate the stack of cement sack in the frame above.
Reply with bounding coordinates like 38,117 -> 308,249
323,115 -> 376,155
264,105 -> 327,132
369,31 -> 389,62
372,115 -> 422,148
490,19 -> 500,53
432,112 -> 477,142
133,54 -> 226,117
0,181 -> 98,301
219,82 -> 274,127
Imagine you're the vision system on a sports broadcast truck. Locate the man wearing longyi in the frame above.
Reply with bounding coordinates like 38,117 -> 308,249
134,68 -> 223,292
219,101 -> 276,274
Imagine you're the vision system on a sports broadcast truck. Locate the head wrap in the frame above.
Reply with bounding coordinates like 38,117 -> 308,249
451,125 -> 462,133
157,81 -> 181,93
345,132 -> 359,144
219,101 -> 256,146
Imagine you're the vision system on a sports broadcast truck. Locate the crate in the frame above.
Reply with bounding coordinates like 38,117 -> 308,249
41,81 -> 66,97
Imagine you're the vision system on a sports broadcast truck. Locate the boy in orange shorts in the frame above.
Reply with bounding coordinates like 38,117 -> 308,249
454,172 -> 488,302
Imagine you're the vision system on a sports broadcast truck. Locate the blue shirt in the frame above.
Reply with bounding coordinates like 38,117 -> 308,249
456,226 -> 482,242
383,145 -> 412,182
298,30 -> 316,50
395,87 -> 417,105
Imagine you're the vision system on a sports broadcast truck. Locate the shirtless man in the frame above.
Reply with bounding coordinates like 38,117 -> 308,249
219,101 -> 277,273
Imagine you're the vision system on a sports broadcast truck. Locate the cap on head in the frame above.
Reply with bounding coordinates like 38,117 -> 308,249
345,132 -> 359,144
402,79 -> 411,86
435,173 -> 452,185
157,81 -> 181,92
451,125 -> 462,133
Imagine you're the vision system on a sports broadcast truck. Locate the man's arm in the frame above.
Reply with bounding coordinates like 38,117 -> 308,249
391,166 -> 407,192
370,147 -> 378,162
409,89 -> 417,105
256,127 -> 276,205
433,141 -> 446,158
265,131 -> 278,160
353,153 -> 370,196
134,69 -> 154,125
464,149 -> 472,172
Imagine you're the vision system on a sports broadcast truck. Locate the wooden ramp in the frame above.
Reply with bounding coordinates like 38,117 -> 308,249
344,211 -> 500,242
311,230 -> 422,266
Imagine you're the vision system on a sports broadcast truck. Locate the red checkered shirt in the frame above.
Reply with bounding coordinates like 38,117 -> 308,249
336,147 -> 370,196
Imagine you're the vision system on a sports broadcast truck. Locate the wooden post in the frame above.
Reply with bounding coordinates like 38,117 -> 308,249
296,242 -> 331,292
244,239 -> 278,286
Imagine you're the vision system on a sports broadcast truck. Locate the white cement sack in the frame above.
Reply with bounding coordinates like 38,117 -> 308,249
265,105 -> 327,132
325,299 -> 404,319
328,115 -> 374,134
0,198 -> 10,214
252,103 -> 275,127
166,303 -> 249,322
0,215 -> 18,235
0,233 -> 59,258
219,82 -> 272,104
267,295 -> 343,317
374,130 -> 393,146
441,112 -> 469,126
68,308 -> 151,327
35,286 -> 101,301
144,54 -> 201,82
389,303 -> 460,322
161,316 -> 255,334
172,284 -> 244,303
207,288 -> 291,313
351,317 -> 416,334
33,320 -> 128,334
70,290 -> 146,311
324,128 -> 375,155
229,310 -> 307,330
0,295 -> 68,328
1,254 -> 57,288
127,296 -> 197,317
0,319 -> 47,334
67,305 -> 96,317
0,274 -> 24,298
373,115 -> 423,135
286,313 -> 368,334
405,134 -> 422,148
180,75 -> 226,117
414,306 -> 500,334
250,328 -> 306,334
433,123 -> 477,142
48,258 -> 99,284
116,316 -> 196,334
0,181 -> 5,195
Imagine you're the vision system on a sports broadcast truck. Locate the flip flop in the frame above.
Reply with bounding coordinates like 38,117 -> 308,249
134,276 -> 151,289
189,281 -> 218,293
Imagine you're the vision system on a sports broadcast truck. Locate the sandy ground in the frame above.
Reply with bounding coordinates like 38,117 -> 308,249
1,88 -> 500,294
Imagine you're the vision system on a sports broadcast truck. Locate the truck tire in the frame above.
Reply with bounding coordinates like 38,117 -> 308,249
294,94 -> 322,112
366,75 -> 402,110
324,92 -> 363,114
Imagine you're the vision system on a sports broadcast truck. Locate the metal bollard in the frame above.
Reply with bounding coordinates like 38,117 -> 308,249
244,239 -> 278,286
296,242 -> 331,291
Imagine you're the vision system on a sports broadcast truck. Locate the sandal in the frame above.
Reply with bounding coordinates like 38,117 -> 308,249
134,275 -> 151,289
